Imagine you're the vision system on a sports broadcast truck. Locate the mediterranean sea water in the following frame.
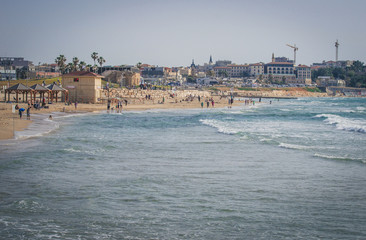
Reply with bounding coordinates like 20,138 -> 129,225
1,97 -> 366,239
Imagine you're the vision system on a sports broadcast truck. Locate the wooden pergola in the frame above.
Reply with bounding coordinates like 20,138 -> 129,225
46,83 -> 69,103
5,83 -> 33,103
30,84 -> 51,103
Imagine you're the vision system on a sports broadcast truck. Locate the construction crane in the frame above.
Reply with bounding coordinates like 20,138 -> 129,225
335,40 -> 340,62
286,44 -> 298,65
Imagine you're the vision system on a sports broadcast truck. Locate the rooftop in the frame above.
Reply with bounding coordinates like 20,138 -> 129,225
62,71 -> 103,77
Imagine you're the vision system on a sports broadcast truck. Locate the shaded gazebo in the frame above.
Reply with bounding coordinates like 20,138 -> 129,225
46,83 -> 69,102
30,84 -> 50,103
5,83 -> 33,103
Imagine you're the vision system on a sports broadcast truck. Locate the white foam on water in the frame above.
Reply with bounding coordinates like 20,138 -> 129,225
315,114 -> 366,133
356,106 -> 365,111
14,115 -> 60,140
199,119 -> 239,135
314,153 -> 366,163
279,143 -> 312,150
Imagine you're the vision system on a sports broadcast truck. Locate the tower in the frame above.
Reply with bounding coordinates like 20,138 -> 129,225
209,55 -> 213,65
335,40 -> 340,62
272,53 -> 275,62
190,59 -> 196,68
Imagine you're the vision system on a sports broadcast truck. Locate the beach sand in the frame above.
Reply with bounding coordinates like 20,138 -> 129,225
0,94 -> 241,140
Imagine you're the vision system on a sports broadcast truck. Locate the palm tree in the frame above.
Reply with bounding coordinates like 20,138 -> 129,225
97,56 -> 106,74
92,64 -> 98,73
136,62 -> 142,68
55,54 -> 67,74
91,52 -> 98,66
98,56 -> 105,68
72,57 -> 79,71
79,61 -> 86,71
86,64 -> 92,72
66,63 -> 74,73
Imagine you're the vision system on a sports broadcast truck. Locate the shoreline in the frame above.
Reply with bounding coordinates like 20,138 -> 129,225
1,90 -> 361,141
0,96 -> 244,141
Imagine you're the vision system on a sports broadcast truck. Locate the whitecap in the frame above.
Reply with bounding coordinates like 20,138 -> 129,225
314,153 -> 366,163
279,143 -> 312,150
314,114 -> 366,133
199,119 -> 239,135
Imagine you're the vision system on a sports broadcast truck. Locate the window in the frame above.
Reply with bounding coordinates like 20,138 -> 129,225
73,78 -> 79,82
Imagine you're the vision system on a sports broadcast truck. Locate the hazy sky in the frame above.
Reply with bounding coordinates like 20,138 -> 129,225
1,0 -> 366,67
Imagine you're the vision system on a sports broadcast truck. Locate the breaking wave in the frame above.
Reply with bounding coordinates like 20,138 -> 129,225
199,119 -> 239,135
315,114 -> 366,133
314,153 -> 366,164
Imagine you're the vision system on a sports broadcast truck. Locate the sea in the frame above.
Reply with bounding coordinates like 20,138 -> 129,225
0,97 -> 365,239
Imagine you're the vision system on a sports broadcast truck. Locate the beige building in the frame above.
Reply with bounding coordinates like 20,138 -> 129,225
123,72 -> 140,87
249,63 -> 264,76
296,65 -> 312,85
62,71 -> 103,103
316,76 -> 346,87
228,64 -> 249,77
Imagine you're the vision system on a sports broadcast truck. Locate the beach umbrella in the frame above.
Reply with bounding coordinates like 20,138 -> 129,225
19,108 -> 25,111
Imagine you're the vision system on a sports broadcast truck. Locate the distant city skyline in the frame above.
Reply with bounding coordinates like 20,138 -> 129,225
1,0 -> 366,67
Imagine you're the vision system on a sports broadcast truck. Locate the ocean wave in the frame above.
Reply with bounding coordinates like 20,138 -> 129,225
14,117 -> 60,140
279,143 -> 312,150
315,114 -> 366,133
199,119 -> 239,134
314,153 -> 366,163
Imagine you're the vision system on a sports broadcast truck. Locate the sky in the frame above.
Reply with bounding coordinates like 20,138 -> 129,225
1,0 -> 366,67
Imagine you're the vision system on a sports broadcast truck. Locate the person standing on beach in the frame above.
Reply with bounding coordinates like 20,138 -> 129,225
19,109 -> 22,119
201,102 -> 204,108
26,107 -> 31,120
75,101 -> 78,109
207,101 -> 209,108
212,100 -> 215,108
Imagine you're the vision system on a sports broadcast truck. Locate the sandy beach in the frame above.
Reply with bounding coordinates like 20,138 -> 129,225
0,92 -> 243,140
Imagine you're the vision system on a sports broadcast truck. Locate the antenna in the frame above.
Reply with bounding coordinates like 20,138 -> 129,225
335,40 -> 340,62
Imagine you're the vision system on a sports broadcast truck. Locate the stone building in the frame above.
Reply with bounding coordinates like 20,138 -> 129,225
62,71 -> 103,103
122,72 -> 141,87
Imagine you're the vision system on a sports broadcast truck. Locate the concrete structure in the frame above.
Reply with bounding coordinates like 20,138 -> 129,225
0,57 -> 33,69
316,76 -> 346,87
62,71 -> 103,103
264,62 -> 296,84
249,63 -> 264,76
215,60 -> 232,67
122,72 -> 141,87
327,87 -> 366,96
213,66 -> 231,77
0,69 -> 16,80
295,65 -> 312,85
312,60 -> 354,69
141,67 -> 165,77
228,64 -> 249,77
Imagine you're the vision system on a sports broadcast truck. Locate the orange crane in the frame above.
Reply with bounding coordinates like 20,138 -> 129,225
286,44 -> 298,65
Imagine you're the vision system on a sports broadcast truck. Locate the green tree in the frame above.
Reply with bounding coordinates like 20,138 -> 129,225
86,64 -> 92,72
79,61 -> 86,71
97,56 -> 105,68
72,57 -> 79,71
350,60 -> 364,73
55,54 -> 67,74
66,63 -> 74,73
91,52 -> 98,70
332,67 -> 346,79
